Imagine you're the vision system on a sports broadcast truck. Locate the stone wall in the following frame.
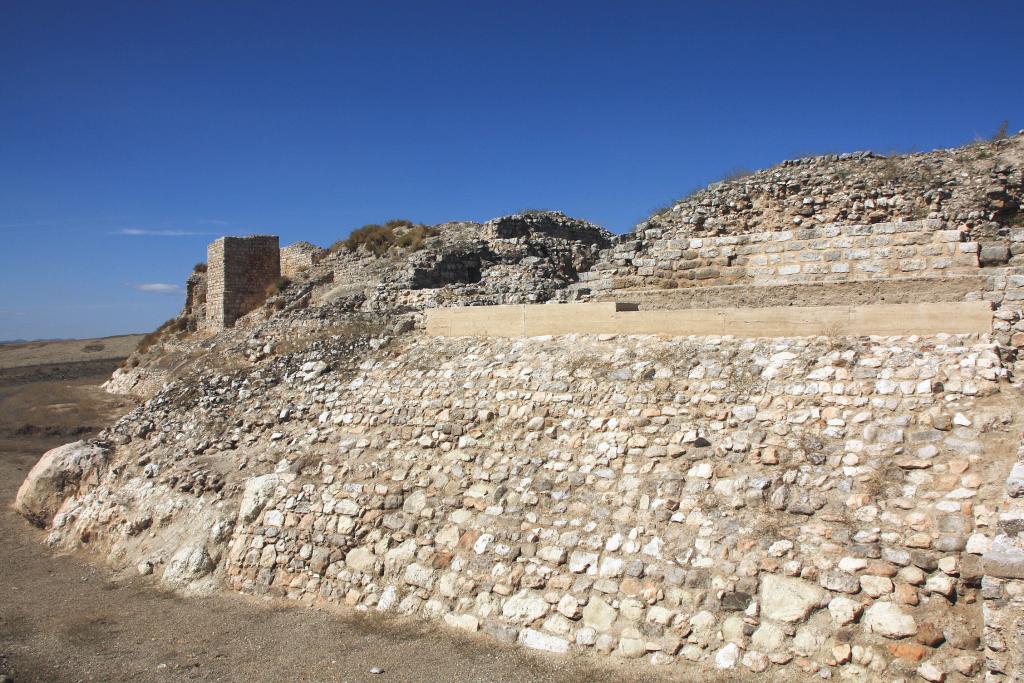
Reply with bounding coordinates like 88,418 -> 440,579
204,235 -> 281,330
638,134 -> 1022,247
981,437 -> 1024,680
43,332 -> 1019,681
280,241 -> 326,279
183,271 -> 207,326
572,220 -> 1024,371
483,211 -> 613,245
581,220 -> 979,292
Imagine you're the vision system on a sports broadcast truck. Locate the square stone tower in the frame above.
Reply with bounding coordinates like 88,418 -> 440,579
205,235 -> 281,330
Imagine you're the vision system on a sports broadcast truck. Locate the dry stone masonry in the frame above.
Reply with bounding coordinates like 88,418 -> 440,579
25,333 -> 1022,682
982,438 -> 1024,678
20,134 -> 1024,681
642,138 -> 1021,246
581,220 -> 980,291
369,212 -> 612,311
280,241 -> 327,279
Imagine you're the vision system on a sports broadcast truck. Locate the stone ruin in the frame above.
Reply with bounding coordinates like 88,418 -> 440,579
204,235 -> 281,330
280,241 -> 327,279
18,134 -> 1024,681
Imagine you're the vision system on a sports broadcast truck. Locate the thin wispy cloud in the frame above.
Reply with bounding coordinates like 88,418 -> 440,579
117,228 -> 217,237
131,283 -> 183,294
0,217 -> 132,234
0,309 -> 27,317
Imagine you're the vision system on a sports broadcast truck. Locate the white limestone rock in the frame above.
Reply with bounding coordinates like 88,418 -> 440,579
238,473 -> 283,523
863,601 -> 917,639
518,628 -> 569,653
15,441 -> 107,527
827,596 -> 863,625
502,590 -> 549,623
161,543 -> 215,590
582,596 -> 617,631
760,574 -> 826,623
715,642 -> 740,669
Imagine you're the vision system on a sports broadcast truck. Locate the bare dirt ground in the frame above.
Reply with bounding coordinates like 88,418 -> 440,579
0,342 -> 750,683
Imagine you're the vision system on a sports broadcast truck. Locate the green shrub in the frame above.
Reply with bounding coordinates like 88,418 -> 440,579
193,262 -> 207,273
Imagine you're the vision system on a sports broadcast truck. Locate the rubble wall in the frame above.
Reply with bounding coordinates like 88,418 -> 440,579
280,241 -> 326,279
982,437 -> 1024,679
42,332 -> 1020,680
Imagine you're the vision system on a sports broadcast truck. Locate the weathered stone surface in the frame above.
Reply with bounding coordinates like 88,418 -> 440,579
983,536 -> 1024,579
33,135 -> 1024,681
15,441 -> 106,526
751,622 -> 786,651
1006,462 -> 1024,498
502,590 -> 549,623
161,543 -> 214,590
760,574 -> 826,623
821,570 -> 861,594
345,547 -> 377,573
238,473 -> 283,523
828,596 -> 863,626
918,660 -> 947,682
715,642 -> 739,669
864,602 -> 918,639
443,613 -> 479,632
581,596 -> 617,631
979,244 -> 1010,267
518,628 -> 569,654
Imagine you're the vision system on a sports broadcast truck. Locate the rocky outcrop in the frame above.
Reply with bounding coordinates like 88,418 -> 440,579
15,440 -> 107,526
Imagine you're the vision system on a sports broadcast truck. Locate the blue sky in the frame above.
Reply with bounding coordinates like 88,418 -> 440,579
2,1 -> 1022,340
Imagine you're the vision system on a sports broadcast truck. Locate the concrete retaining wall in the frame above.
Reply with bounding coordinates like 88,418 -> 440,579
426,301 -> 993,338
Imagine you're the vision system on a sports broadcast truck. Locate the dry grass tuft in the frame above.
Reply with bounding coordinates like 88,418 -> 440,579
330,220 -> 440,257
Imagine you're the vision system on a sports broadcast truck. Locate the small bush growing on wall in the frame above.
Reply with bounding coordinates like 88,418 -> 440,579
330,220 -> 439,256
396,225 -> 440,251
265,276 -> 291,298
136,317 -> 188,354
